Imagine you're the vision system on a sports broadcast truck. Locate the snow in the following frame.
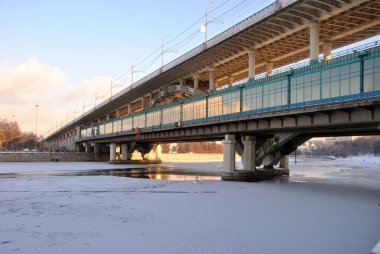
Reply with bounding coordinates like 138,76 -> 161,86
0,162 -> 147,174
0,156 -> 380,254
372,240 -> 380,254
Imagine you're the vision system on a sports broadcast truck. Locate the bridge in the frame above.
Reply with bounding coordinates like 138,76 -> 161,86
45,0 -> 380,180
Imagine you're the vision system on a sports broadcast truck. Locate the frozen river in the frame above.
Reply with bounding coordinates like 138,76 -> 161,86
0,156 -> 379,254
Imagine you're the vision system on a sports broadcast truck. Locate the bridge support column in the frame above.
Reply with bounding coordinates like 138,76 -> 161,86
193,74 -> 199,89
309,22 -> 320,63
279,155 -> 289,169
127,104 -> 132,114
155,144 -> 162,160
241,136 -> 256,171
109,143 -> 117,162
248,50 -> 256,79
208,68 -> 215,91
85,143 -> 91,153
223,134 -> 236,172
266,62 -> 273,76
323,41 -> 332,60
94,143 -> 100,160
121,144 -> 130,160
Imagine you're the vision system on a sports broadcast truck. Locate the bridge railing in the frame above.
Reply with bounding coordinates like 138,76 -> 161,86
79,41 -> 380,140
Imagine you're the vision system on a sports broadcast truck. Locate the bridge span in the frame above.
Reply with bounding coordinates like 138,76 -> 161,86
45,0 -> 380,180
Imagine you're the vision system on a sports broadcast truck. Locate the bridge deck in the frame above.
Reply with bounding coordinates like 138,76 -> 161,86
79,41 -> 380,142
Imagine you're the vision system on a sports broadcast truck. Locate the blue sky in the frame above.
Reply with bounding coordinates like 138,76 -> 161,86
0,0 -> 274,84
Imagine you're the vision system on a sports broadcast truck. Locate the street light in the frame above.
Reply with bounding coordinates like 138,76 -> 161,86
35,104 -> 39,151
11,114 -> 15,151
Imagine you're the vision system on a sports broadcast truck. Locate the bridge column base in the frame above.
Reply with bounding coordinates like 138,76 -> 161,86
221,168 -> 289,182
279,155 -> 289,170
109,143 -> 117,162
223,134 -> 236,172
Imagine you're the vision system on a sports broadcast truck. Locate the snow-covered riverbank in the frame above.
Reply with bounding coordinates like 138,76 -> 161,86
0,156 -> 379,254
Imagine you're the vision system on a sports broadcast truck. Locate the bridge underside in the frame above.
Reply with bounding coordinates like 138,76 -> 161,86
75,98 -> 380,180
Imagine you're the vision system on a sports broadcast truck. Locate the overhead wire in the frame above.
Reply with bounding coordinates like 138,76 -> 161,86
76,0 -> 262,121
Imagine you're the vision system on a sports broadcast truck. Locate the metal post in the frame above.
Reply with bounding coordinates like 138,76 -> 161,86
35,104 -> 39,150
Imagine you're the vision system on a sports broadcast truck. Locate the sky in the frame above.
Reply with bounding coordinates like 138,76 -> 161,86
0,0 -> 379,137
0,0 -> 276,136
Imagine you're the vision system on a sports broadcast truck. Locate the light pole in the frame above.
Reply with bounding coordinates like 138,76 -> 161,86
35,104 -> 39,150
11,114 -> 15,151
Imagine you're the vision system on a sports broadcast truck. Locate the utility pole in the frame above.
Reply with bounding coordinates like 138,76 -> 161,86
11,114 -> 15,151
110,79 -> 113,100
201,1 -> 220,46
161,35 -> 175,69
204,7 -> 208,43
35,104 -> 39,150
130,62 -> 143,85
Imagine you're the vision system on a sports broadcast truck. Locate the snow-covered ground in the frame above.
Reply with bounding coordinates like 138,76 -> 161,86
0,161 -> 147,174
0,156 -> 380,254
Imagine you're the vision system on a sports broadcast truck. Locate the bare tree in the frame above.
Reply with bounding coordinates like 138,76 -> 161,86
0,119 -> 21,150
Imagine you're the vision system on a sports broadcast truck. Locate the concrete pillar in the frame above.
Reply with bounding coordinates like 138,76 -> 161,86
309,22 -> 320,63
208,68 -> 215,91
85,143 -> 91,153
266,62 -> 273,76
106,114 -> 110,120
110,143 -> 117,161
127,104 -> 132,114
279,155 -> 289,169
116,110 -> 120,118
248,50 -> 256,79
223,134 -> 236,172
241,136 -> 256,171
323,41 -> 332,60
193,74 -> 199,89
155,144 -> 162,160
141,97 -> 144,111
121,144 -> 129,160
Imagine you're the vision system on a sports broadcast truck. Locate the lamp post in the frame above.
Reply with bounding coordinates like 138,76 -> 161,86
11,114 -> 15,151
35,104 -> 39,151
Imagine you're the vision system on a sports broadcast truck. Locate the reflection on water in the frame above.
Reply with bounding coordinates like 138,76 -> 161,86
107,168 -> 221,181
0,167 -> 221,181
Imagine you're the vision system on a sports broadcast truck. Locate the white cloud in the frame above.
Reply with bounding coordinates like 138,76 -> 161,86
0,57 -> 65,104
0,57 -> 115,136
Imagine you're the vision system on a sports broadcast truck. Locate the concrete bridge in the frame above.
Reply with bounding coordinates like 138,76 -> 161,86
45,0 -> 380,180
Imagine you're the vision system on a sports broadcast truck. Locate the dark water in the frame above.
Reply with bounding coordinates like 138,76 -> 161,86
99,168 -> 221,181
0,167 -> 221,181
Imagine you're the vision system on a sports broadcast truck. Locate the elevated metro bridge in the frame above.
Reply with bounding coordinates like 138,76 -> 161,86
45,0 -> 380,180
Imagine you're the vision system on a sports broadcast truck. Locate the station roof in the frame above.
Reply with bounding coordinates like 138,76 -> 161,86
45,0 -> 380,141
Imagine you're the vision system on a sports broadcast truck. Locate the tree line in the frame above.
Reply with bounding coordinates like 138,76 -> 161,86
300,136 -> 380,158
0,119 -> 41,151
